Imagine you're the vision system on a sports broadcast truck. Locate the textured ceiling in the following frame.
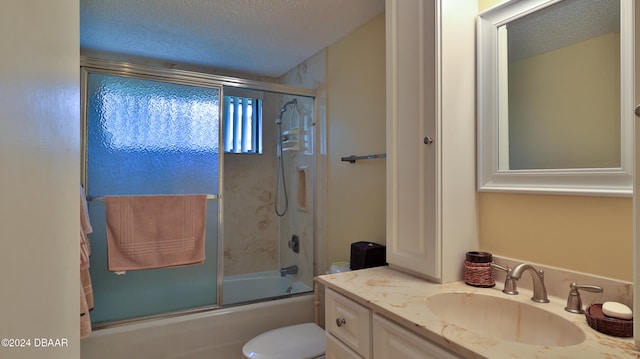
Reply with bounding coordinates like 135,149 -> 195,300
81,0 -> 385,77
508,0 -> 619,62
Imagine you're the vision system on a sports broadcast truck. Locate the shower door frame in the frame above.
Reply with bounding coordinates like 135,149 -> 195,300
80,56 -> 317,327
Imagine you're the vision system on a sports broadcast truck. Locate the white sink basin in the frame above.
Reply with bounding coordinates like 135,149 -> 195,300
426,292 -> 585,347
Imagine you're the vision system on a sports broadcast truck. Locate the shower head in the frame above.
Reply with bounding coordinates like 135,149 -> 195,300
278,99 -> 297,116
275,98 -> 298,125
283,98 -> 297,109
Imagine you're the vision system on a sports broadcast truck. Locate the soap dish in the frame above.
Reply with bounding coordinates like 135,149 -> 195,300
585,304 -> 633,337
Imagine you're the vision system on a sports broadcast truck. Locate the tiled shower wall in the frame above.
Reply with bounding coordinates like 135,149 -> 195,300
223,92 -> 280,275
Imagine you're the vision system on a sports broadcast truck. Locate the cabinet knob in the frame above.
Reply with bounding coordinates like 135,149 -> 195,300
423,136 -> 433,144
336,318 -> 346,327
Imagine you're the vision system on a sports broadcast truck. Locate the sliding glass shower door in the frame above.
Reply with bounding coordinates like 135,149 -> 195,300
84,71 -> 221,324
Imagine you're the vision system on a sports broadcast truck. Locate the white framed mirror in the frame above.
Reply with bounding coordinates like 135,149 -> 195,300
477,0 -> 634,196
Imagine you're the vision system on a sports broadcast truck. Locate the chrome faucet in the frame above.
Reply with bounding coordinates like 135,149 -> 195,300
491,263 -> 518,295
280,265 -> 298,277
564,282 -> 603,314
507,263 -> 549,303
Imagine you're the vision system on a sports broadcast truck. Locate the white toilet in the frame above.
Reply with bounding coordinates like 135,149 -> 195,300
242,322 -> 325,359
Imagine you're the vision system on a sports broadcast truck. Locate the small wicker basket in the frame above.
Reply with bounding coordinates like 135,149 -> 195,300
463,252 -> 495,288
585,304 -> 633,337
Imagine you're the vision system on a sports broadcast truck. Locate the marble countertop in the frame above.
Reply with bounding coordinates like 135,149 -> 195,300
316,266 -> 639,359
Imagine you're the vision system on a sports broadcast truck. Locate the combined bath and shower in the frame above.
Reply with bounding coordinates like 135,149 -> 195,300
274,99 -> 297,217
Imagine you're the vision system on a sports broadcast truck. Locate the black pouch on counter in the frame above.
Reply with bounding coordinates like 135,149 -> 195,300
350,241 -> 387,270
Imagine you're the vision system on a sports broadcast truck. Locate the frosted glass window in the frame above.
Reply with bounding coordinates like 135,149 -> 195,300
85,72 -> 220,323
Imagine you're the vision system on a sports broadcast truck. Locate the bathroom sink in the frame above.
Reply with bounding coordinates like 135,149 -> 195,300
426,292 -> 585,347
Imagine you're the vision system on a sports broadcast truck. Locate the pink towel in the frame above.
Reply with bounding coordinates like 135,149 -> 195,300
80,186 -> 94,339
80,279 -> 92,339
105,195 -> 207,271
80,186 -> 93,240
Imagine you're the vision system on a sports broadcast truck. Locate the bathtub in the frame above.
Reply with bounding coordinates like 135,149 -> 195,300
81,292 -> 316,358
223,270 -> 313,305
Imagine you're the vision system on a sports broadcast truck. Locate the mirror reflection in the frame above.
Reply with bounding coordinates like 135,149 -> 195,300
499,0 -> 621,170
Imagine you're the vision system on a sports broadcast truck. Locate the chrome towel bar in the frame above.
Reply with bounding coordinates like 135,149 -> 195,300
88,194 -> 218,201
341,153 -> 386,163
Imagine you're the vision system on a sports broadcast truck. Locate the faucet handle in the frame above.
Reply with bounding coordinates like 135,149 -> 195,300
490,263 -> 518,295
564,281 -> 604,314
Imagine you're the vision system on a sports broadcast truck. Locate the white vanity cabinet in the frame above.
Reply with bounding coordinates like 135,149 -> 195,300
325,288 -> 371,358
325,334 -> 362,359
385,0 -> 477,282
325,288 -> 460,358
373,314 -> 460,359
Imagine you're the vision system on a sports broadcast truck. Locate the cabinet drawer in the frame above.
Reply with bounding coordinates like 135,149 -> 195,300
325,288 -> 371,358
326,333 -> 363,359
373,314 -> 460,359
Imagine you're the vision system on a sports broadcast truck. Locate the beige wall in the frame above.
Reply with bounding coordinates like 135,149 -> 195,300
479,0 -> 501,12
478,0 -> 633,281
1,0 -> 80,357
325,14 -> 387,268
480,193 -> 632,280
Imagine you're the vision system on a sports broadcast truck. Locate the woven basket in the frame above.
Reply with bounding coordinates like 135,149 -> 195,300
585,304 -> 633,337
463,260 -> 495,288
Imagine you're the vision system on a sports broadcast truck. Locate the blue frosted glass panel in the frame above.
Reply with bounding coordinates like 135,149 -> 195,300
87,201 -> 218,322
87,73 -> 219,195
85,73 -> 220,323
